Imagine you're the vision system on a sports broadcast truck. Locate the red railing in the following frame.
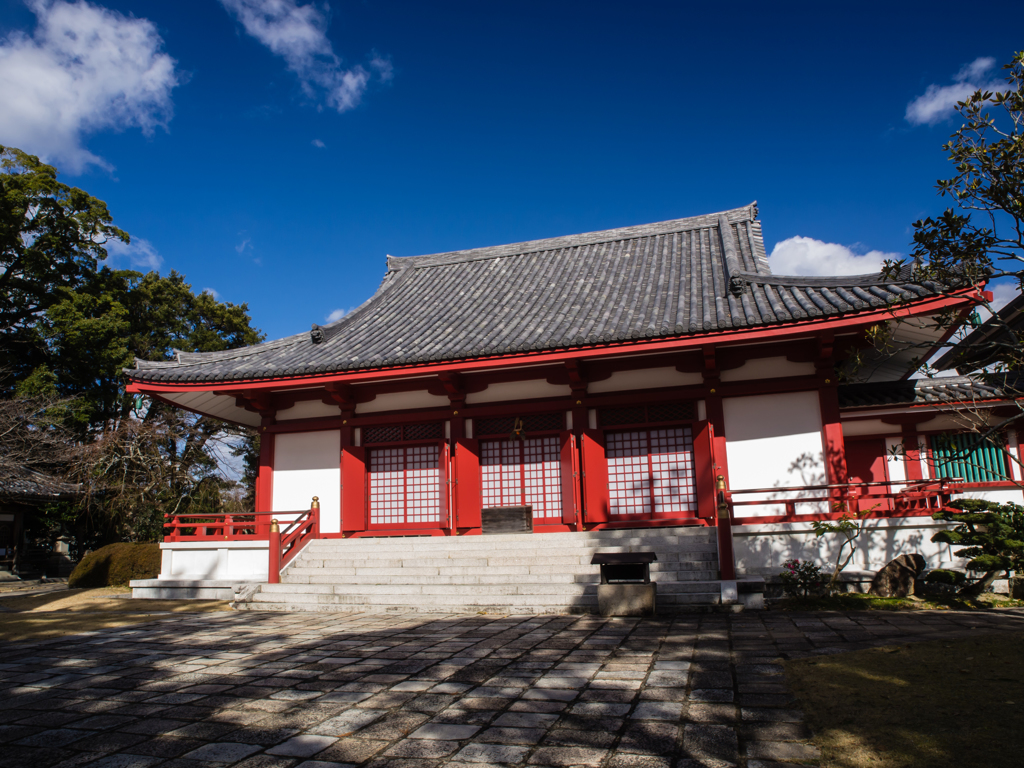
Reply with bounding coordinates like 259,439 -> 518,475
163,497 -> 321,584
163,511 -> 280,541
724,478 -> 965,526
268,498 -> 320,584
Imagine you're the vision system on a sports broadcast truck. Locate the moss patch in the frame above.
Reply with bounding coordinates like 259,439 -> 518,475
68,542 -> 161,588
786,633 -> 1024,768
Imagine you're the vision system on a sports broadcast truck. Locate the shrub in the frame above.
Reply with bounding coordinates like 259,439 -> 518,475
779,558 -> 826,598
925,569 -> 967,586
68,543 -> 161,588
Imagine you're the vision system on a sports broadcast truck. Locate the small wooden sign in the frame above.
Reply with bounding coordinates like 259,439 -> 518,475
481,505 -> 533,535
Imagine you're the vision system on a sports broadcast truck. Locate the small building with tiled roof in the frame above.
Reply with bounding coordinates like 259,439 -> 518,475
126,205 -> 1024,606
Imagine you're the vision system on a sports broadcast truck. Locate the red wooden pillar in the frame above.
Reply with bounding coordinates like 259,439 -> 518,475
340,417 -> 367,534
253,428 -> 274,518
454,436 -> 482,529
818,385 -> 848,485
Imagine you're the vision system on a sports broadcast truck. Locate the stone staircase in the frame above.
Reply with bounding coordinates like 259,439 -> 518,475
233,526 -> 733,614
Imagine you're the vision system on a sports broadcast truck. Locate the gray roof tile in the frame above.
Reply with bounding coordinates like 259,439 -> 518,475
129,204 -> 953,384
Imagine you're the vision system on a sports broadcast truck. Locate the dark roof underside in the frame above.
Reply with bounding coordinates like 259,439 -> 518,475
130,204 -> 951,384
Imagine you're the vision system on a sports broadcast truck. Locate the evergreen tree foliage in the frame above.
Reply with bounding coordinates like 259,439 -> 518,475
931,498 -> 1024,596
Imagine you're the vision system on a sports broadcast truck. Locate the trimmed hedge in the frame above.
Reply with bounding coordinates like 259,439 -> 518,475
68,543 -> 161,588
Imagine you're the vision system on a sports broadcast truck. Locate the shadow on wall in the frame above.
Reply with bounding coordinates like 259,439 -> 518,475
734,520 -> 962,574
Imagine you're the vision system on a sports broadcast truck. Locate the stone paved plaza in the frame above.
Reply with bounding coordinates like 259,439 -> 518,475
2,608 -> 1023,768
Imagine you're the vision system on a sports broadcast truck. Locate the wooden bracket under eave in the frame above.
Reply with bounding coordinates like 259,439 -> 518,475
436,371 -> 466,408
217,390 -> 276,420
564,360 -> 588,396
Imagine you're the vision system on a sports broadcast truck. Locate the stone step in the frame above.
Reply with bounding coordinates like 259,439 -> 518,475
285,570 -> 715,586
285,557 -> 715,575
233,525 -> 725,615
261,579 -> 722,596
302,527 -> 713,548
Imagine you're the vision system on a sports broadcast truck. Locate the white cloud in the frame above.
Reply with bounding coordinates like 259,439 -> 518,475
105,236 -> 163,270
311,138 -> 325,148
235,236 -> 252,254
978,281 -> 1019,319
769,236 -> 899,276
202,287 -> 221,300
219,0 -> 390,113
0,0 -> 179,173
905,56 -> 1009,126
325,307 -> 347,323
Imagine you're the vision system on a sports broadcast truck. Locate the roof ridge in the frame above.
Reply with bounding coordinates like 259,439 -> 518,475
387,203 -> 758,272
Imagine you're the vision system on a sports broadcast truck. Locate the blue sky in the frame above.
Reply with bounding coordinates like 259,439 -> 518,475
1,0 -> 1022,342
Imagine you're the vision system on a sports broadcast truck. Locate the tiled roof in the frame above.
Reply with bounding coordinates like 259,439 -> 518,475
933,292 -> 1024,374
129,204 -> 951,384
838,375 -> 1022,409
0,468 -> 81,502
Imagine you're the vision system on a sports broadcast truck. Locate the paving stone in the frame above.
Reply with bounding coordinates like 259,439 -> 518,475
631,702 -> 684,721
81,755 -> 165,768
309,709 -> 387,737
476,726 -> 547,744
356,712 -> 430,740
409,723 -> 480,740
453,742 -> 530,763
606,755 -> 672,768
527,746 -> 608,766
492,712 -> 559,728
682,724 -> 739,764
293,761 -> 356,768
521,688 -> 577,702
385,738 -> 460,758
266,734 -> 339,757
745,741 -> 821,761
127,737 -> 207,757
311,738 -> 386,764
618,722 -> 679,755
182,742 -> 262,762
542,728 -> 617,748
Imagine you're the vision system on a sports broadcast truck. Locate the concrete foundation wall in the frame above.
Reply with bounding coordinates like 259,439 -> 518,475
160,541 -> 269,581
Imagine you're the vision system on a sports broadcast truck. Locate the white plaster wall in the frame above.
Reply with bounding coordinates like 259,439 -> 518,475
159,541 -> 269,580
723,391 -> 825,515
357,390 -> 450,413
719,357 -> 816,382
588,367 -> 703,393
276,400 -> 341,420
272,430 -> 341,534
466,380 -> 570,404
733,517 -> 963,575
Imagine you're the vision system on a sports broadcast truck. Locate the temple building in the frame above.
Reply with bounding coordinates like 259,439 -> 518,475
126,204 -> 1023,609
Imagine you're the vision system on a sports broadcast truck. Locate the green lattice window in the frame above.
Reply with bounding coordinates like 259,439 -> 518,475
930,433 -> 1007,483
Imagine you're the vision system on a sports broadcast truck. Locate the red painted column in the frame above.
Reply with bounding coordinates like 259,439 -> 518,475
255,423 -> 275,533
818,385 -> 848,485
340,415 -> 367,534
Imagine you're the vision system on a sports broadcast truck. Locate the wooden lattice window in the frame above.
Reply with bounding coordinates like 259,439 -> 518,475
481,436 -> 562,519
606,427 -> 696,516
368,445 -> 441,525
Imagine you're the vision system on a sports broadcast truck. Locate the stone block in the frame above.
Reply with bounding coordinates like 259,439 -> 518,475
597,584 -> 656,616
